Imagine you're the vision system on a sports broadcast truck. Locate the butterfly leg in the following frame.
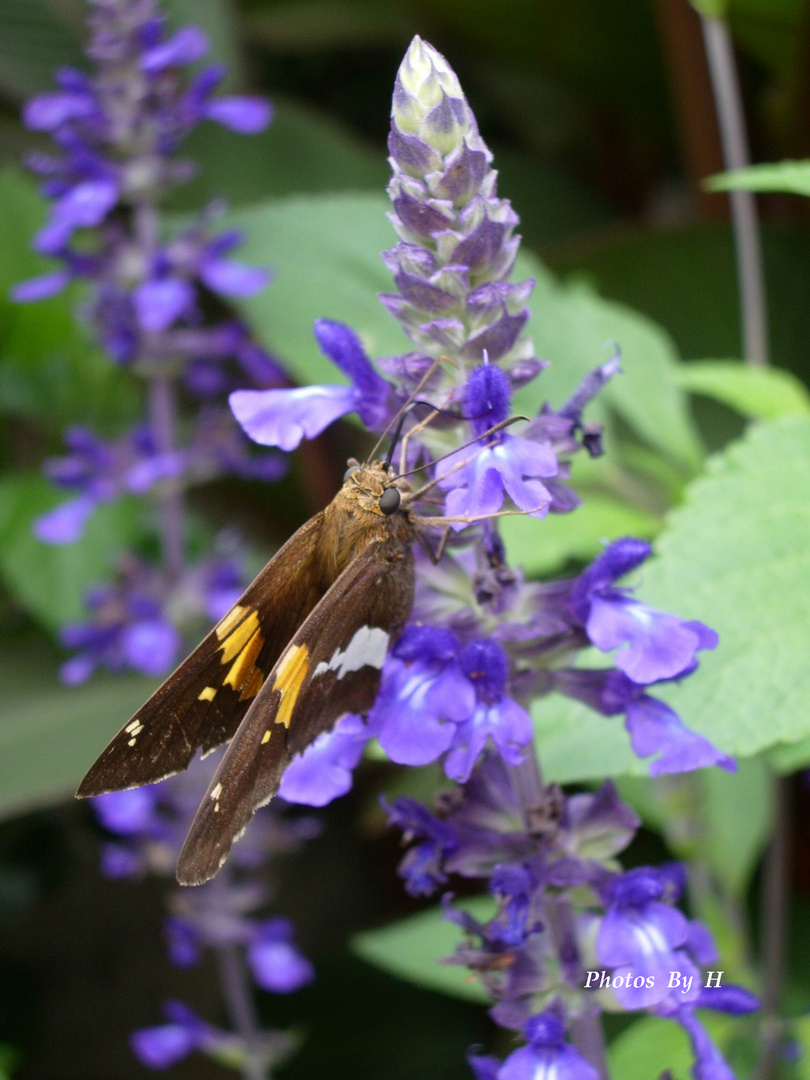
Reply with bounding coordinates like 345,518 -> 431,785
415,524 -> 452,565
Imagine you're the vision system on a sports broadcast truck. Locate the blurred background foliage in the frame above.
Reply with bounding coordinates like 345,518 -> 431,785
2,0 -> 810,1077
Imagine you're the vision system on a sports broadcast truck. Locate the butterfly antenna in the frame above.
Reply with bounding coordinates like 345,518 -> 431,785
365,355 -> 454,465
398,415 -> 529,486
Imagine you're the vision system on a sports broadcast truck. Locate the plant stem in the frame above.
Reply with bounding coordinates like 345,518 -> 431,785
216,941 -> 268,1080
701,15 -> 769,367
755,775 -> 790,1079
148,375 -> 185,581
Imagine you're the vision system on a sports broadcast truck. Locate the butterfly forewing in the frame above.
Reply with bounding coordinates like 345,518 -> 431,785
176,539 -> 414,886
76,514 -> 327,798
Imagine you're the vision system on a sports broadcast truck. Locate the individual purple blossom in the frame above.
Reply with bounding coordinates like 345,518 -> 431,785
230,319 -> 391,450
58,564 -> 180,684
247,918 -> 315,994
496,1013 -> 599,1080
594,866 -> 701,1009
34,425 -> 183,544
279,714 -> 371,806
569,538 -> 718,684
553,668 -> 734,776
437,363 -> 556,523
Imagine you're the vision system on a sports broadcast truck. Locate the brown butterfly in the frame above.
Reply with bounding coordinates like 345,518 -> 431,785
77,371 -> 527,886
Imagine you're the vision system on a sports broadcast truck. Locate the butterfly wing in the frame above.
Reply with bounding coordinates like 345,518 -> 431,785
176,540 -> 414,885
77,513 -> 327,798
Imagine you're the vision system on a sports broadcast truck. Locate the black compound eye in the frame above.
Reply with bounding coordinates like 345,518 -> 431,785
379,487 -> 401,516
343,464 -> 360,483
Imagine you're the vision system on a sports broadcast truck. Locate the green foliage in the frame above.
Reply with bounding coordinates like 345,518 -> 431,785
0,168 -> 139,434
0,473 -> 140,632
0,634 -> 157,818
677,360 -> 810,420
175,97 -> 388,208
352,898 -> 493,1004
641,416 -> 810,759
618,756 -> 773,896
607,1013 -> 736,1079
532,416 -> 810,781
706,160 -> 810,196
501,493 -> 660,578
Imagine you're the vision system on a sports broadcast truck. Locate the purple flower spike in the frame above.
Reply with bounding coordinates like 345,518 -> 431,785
34,493 -> 98,544
498,1013 -> 599,1080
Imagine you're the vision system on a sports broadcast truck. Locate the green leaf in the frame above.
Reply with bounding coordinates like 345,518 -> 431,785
224,192 -> 410,384
637,416 -> 810,760
517,259 -> 704,469
0,634 -> 156,818
0,168 -> 138,431
677,360 -> 810,420
533,690 -> 642,784
689,0 -> 729,16
618,756 -> 773,895
0,473 -> 140,632
608,1013 -> 735,1080
0,0 -> 83,101
706,159 -> 810,196
351,898 -> 494,1003
174,96 -> 388,209
501,493 -> 660,578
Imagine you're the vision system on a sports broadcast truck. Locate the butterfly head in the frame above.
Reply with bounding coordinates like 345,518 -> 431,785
341,459 -> 411,519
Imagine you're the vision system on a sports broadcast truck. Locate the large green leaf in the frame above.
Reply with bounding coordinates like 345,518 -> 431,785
706,160 -> 810,197
174,97 -> 388,210
518,262 -> 703,469
535,418 -> 810,781
501,492 -> 660,578
225,192 -> 410,383
0,473 -> 140,632
0,635 -> 156,818
352,898 -> 493,1003
677,360 -> 810,420
638,416 -> 810,759
608,1013 -> 735,1080
618,756 -> 773,896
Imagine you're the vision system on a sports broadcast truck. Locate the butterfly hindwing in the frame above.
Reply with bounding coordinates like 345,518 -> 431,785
176,540 -> 414,885
76,513 -> 327,798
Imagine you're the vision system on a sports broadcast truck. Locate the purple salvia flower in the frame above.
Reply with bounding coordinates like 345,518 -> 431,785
230,319 -> 390,450
383,37 -> 538,387
497,1013 -> 599,1080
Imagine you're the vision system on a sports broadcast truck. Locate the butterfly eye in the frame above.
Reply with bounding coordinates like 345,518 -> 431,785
343,464 -> 360,482
379,487 -> 401,516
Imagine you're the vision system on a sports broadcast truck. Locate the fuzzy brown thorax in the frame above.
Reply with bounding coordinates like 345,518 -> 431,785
318,461 -> 415,583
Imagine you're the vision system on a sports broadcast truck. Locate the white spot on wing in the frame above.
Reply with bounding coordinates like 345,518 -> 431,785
313,625 -> 389,680
210,782 -> 222,802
